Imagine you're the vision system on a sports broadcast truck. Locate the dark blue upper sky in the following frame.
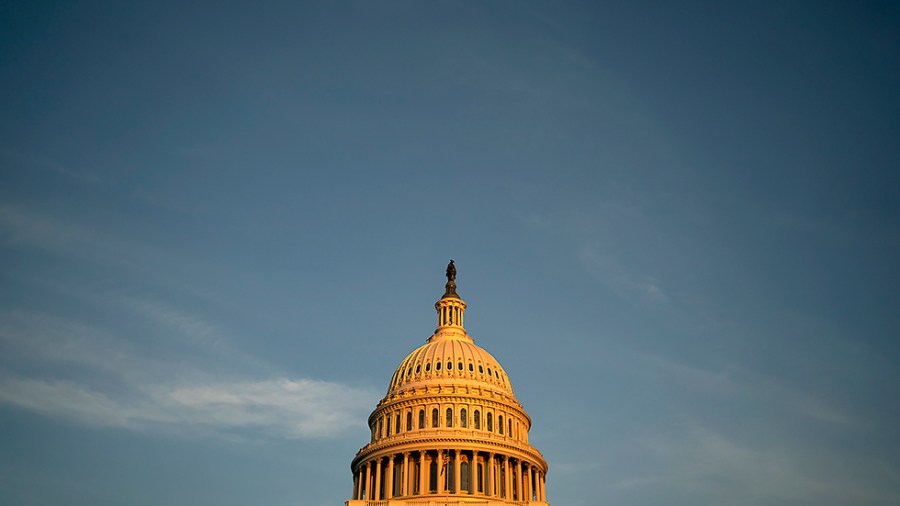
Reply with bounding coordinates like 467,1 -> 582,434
1,2 -> 899,505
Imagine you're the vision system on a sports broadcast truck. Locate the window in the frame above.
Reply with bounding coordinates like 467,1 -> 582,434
436,361 -> 441,371
477,463 -> 484,492
468,363 -> 474,372
458,361 -> 463,370
432,408 -> 439,427
425,363 -> 431,372
474,410 -> 481,429
416,364 -> 420,374
499,415 -> 504,434
446,407 -> 453,427
378,418 -> 383,438
508,419 -> 512,436
487,412 -> 493,432
419,409 -> 425,429
487,367 -> 492,377
478,365 -> 484,373
395,414 -> 401,434
406,412 -> 412,431
446,361 -> 452,371
386,416 -> 392,436
461,408 -> 467,428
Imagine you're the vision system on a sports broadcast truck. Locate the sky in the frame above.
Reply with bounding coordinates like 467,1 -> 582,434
1,1 -> 899,505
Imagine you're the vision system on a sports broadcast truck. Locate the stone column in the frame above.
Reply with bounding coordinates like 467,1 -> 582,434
468,450 -> 476,494
418,451 -> 427,495
436,450 -> 444,494
515,459 -> 522,501
454,449 -> 461,494
386,455 -> 394,499
503,456 -> 511,501
528,463 -> 534,500
374,457 -> 383,501
364,461 -> 372,500
486,453 -> 494,497
402,452 -> 410,496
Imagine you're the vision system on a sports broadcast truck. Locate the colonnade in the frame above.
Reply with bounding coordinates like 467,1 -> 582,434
352,450 -> 546,502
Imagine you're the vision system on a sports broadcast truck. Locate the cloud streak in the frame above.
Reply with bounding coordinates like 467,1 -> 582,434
0,309 -> 377,440
0,375 -> 374,439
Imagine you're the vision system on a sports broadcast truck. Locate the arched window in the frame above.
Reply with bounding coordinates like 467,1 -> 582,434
419,409 -> 425,429
378,418 -> 383,438
395,414 -> 401,434
487,412 -> 493,432
432,408 -> 439,428
508,419 -> 512,437
499,415 -> 504,434
407,411 -> 413,431
386,416 -> 391,436
474,410 -> 481,429
461,408 -> 468,428
446,407 -> 453,428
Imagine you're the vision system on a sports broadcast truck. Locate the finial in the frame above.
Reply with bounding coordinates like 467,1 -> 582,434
442,259 -> 459,298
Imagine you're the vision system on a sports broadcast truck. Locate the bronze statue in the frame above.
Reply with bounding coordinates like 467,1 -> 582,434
442,260 -> 458,298
446,259 -> 456,282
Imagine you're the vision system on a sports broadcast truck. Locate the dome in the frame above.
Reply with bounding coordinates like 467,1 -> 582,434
389,338 -> 514,395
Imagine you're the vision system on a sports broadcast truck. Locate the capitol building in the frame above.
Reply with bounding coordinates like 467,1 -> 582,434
346,261 -> 549,505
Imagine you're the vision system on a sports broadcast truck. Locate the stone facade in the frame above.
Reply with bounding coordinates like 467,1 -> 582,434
346,264 -> 549,506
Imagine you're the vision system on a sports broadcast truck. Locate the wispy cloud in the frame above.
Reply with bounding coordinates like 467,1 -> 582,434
619,420 -> 900,505
0,375 -> 374,439
580,247 -> 669,303
0,309 -> 377,440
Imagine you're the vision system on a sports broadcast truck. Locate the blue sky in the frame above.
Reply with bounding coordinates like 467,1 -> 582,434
1,1 -> 899,505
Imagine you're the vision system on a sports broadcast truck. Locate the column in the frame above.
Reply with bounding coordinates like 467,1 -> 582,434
468,450 -> 476,494
402,452 -> 410,496
436,450 -> 444,494
374,457 -> 383,500
454,449 -> 461,494
528,463 -> 534,500
503,456 -> 511,500
386,455 -> 394,499
540,472 -> 547,502
418,451 -> 427,496
364,461 -> 372,500
515,459 -> 522,501
486,453 -> 494,497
